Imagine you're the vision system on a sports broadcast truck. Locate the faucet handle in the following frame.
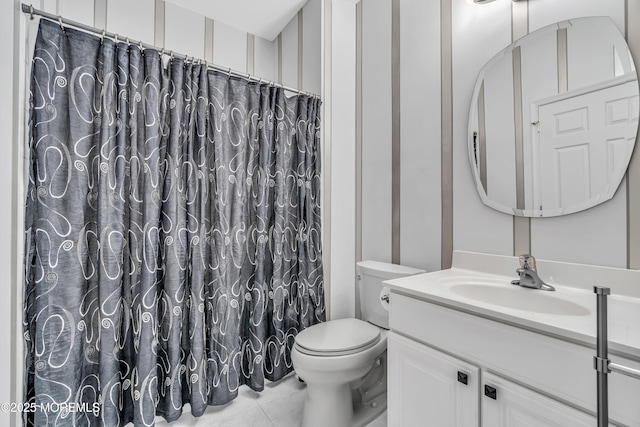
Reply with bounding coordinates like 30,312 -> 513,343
518,254 -> 536,271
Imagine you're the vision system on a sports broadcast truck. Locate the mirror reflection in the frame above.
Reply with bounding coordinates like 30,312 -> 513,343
468,17 -> 639,217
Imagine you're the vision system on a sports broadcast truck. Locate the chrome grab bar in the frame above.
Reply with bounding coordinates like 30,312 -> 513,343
608,362 -> 640,379
593,286 -> 640,427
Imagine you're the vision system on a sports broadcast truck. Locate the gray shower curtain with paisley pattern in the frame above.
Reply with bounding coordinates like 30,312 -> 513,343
24,19 -> 324,427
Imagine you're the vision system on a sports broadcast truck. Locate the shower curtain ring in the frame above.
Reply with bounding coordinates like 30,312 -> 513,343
100,29 -> 105,44
58,15 -> 64,31
126,37 -> 130,46
160,47 -> 165,57
29,4 -> 34,20
115,34 -> 119,44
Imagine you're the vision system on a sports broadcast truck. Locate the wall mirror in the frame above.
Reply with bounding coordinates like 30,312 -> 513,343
468,16 -> 639,217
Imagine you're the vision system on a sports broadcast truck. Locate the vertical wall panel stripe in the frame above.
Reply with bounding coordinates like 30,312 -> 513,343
298,10 -> 303,90
323,0 -> 332,318
391,0 -> 401,264
355,1 -> 362,265
94,0 -> 107,28
511,0 -> 528,41
441,0 -> 453,269
513,217 -> 530,255
354,0 -> 362,317
477,83 -> 487,193
11,1 -> 28,425
154,0 -> 164,48
513,46 -> 524,211
512,0 -> 530,256
246,34 -> 255,74
278,34 -> 283,84
204,18 -> 214,63
557,28 -> 568,93
627,0 -> 640,269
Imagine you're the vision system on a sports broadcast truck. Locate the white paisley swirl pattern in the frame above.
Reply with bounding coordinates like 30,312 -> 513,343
24,19 -> 324,427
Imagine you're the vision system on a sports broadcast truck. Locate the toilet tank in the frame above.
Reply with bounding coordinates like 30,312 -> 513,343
357,261 -> 426,329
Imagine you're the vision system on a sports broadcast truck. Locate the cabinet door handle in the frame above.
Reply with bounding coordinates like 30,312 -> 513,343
457,371 -> 468,385
484,385 -> 497,400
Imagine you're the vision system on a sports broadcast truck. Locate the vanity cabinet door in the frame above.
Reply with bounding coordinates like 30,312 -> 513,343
387,331 -> 479,427
482,372 -> 596,427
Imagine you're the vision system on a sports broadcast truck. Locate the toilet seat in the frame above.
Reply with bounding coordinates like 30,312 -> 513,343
294,318 -> 381,357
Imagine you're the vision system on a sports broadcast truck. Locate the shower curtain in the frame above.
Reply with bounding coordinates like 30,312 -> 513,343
24,19 -> 324,427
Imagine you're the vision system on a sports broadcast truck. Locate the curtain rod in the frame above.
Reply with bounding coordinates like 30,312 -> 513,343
20,3 -> 320,99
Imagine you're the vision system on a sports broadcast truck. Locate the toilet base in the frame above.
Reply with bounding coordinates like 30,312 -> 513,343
299,352 -> 387,427
301,382 -> 355,427
300,384 -> 387,427
351,351 -> 387,426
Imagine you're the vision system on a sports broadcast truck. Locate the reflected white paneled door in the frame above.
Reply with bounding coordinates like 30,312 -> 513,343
534,79 -> 639,212
482,372 -> 596,426
387,331 -> 479,427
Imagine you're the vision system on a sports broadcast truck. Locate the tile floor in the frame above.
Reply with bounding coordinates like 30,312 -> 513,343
154,373 -> 388,427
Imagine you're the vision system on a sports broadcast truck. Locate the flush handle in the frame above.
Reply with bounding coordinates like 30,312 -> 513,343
484,385 -> 497,400
380,294 -> 389,303
457,371 -> 468,385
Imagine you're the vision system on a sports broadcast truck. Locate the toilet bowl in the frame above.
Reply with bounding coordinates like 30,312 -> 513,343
292,261 -> 425,427
292,318 -> 388,427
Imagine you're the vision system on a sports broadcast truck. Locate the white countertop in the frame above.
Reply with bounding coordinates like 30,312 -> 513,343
384,251 -> 640,359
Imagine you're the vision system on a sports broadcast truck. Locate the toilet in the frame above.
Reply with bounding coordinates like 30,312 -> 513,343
291,261 -> 425,427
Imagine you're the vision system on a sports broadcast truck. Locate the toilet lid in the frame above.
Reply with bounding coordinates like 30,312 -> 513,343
295,318 -> 381,354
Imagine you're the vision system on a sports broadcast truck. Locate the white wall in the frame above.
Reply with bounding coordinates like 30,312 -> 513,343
527,0 -> 628,268
7,0 -> 638,425
106,0 -> 155,44
360,0 -> 443,273
281,13 -> 299,88
5,1 -> 321,426
451,0 -> 514,258
302,0 -> 322,95
164,3 -> 206,59
399,0 -> 442,272
359,0 -> 638,273
361,0 -> 392,264
326,0 -> 358,319
2,2 -> 18,426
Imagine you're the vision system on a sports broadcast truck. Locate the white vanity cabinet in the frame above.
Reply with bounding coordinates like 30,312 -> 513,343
387,331 -> 479,426
482,372 -> 595,426
388,331 -> 594,427
388,291 -> 640,426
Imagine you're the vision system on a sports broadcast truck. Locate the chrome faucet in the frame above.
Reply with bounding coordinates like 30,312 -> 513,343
511,254 -> 555,291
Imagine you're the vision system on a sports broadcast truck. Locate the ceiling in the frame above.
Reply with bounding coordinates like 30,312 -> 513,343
164,0 -> 309,41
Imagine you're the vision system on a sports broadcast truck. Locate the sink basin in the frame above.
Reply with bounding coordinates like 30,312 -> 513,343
449,283 -> 590,316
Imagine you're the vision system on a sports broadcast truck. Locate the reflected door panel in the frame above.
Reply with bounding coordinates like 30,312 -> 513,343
535,80 -> 638,214
468,17 -> 639,217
